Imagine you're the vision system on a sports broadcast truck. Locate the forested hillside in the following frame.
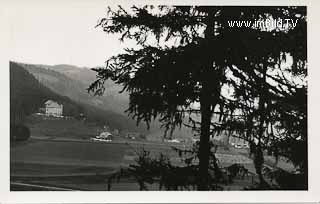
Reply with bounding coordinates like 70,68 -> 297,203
10,61 -> 147,133
21,63 -> 129,114
10,61 -> 82,124
11,61 -> 196,139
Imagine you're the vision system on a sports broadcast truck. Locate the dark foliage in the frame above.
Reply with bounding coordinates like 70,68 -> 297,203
106,143 -> 249,190
10,124 -> 30,141
89,6 -> 307,190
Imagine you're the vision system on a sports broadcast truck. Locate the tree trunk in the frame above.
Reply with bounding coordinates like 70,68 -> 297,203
255,65 -> 269,188
197,7 -> 217,190
253,143 -> 269,188
198,95 -> 212,190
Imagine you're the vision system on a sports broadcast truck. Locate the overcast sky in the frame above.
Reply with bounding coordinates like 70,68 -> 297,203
7,0 -> 130,68
5,1 -> 298,71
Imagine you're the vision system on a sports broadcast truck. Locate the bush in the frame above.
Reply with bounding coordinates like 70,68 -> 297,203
10,124 -> 30,141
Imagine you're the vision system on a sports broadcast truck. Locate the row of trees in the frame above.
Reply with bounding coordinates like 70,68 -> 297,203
89,6 -> 307,190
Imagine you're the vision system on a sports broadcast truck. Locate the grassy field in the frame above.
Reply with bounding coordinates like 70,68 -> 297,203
11,139 -> 128,169
11,115 -> 295,190
11,137 -> 259,190
25,115 -> 103,139
11,138 -> 256,177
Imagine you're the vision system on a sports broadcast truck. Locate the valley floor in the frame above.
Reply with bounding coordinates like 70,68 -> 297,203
10,136 -> 262,190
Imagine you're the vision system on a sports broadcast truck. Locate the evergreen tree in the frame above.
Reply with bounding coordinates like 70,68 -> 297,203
213,6 -> 306,187
89,6 -> 306,190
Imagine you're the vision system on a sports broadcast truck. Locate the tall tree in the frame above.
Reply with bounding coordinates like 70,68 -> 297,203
89,6 -> 306,190
213,6 -> 306,187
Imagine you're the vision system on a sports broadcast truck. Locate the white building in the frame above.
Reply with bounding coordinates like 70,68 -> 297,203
97,132 -> 113,139
44,100 -> 63,117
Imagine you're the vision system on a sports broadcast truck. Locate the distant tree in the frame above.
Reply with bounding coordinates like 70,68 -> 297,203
89,6 -> 306,190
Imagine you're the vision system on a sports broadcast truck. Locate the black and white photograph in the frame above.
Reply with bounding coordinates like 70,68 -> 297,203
8,3 -> 308,192
3,0 -> 320,202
